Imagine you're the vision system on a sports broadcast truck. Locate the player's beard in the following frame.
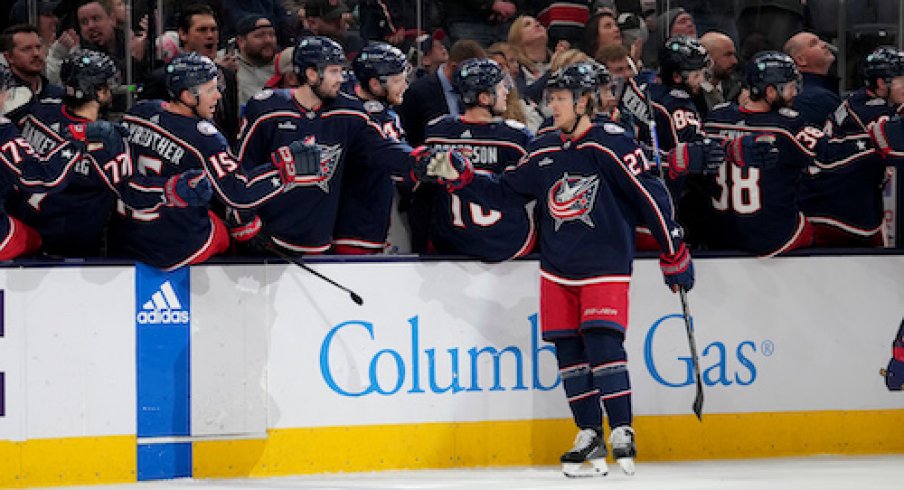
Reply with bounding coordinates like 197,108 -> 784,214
769,96 -> 789,112
313,83 -> 337,102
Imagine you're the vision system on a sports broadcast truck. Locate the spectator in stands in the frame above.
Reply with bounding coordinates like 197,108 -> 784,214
442,0 -> 519,47
170,4 -> 240,145
9,1 -> 59,57
642,7 -> 695,68
264,46 -> 298,89
398,40 -> 487,147
528,0 -> 591,49
508,15 -> 552,105
582,9 -> 622,61
784,30 -> 840,126
359,0 -> 421,46
410,31 -> 449,79
220,0 -> 292,47
617,11 -> 647,64
235,15 -> 278,106
1,25 -> 64,108
301,0 -> 364,59
699,31 -> 742,114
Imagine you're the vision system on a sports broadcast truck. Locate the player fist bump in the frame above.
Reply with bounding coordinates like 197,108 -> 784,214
272,140 -> 322,185
659,242 -> 694,292
164,169 -> 212,208
868,115 -> 904,157
411,146 -> 474,191
668,138 -> 724,179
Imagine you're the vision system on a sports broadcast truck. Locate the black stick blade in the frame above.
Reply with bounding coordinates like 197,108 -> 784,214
693,387 -> 704,421
350,292 -> 364,306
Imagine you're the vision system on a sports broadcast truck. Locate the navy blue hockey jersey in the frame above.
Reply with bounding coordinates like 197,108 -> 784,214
113,100 -> 286,269
0,117 -> 81,246
704,103 -> 875,256
332,98 -> 405,251
425,115 -> 535,262
470,122 -> 683,281
16,99 -> 151,255
237,89 -> 416,252
798,87 -> 893,238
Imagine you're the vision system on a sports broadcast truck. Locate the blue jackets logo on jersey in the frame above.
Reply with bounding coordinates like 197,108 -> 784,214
136,280 -> 190,325
548,173 -> 599,230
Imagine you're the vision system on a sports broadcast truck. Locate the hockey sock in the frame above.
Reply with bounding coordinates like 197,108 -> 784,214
584,329 -> 632,428
554,336 -> 603,429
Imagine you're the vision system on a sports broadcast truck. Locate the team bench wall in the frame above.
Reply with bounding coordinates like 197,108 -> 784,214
0,255 -> 902,487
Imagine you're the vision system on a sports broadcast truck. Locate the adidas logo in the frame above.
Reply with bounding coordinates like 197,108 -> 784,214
461,130 -> 472,138
136,280 -> 189,325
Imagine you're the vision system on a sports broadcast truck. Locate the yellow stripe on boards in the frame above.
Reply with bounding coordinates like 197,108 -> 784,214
194,409 -> 904,478
0,435 -> 135,488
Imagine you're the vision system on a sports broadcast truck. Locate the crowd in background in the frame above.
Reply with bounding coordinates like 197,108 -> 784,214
0,0 -> 902,263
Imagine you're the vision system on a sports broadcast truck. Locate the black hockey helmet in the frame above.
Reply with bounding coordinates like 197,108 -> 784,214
293,36 -> 346,77
746,51 -> 800,99
547,61 -> 601,93
164,52 -> 218,99
659,36 -> 709,84
594,61 -> 612,86
60,49 -> 119,102
863,46 -> 904,90
452,58 -> 506,106
353,42 -> 409,89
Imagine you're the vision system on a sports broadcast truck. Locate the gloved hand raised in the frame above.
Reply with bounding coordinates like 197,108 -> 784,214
64,121 -> 129,156
271,140 -> 322,184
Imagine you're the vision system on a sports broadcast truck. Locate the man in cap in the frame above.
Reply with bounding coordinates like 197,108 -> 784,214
235,14 -> 279,105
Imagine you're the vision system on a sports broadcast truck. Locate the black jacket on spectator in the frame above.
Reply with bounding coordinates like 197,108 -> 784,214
398,72 -> 449,147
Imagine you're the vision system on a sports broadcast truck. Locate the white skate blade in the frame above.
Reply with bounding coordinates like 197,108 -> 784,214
616,457 -> 636,475
562,458 -> 609,478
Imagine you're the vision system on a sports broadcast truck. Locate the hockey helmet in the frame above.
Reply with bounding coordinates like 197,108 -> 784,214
293,36 -> 346,77
452,58 -> 506,106
863,46 -> 904,90
164,52 -> 219,99
353,42 -> 409,88
60,49 -> 119,102
746,51 -> 800,99
659,36 -> 709,84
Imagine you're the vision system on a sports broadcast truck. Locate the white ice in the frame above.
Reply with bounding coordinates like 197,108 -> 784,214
47,455 -> 904,490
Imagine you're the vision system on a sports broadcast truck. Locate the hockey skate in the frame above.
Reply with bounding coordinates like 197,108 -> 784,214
560,428 -> 608,478
609,425 -> 637,475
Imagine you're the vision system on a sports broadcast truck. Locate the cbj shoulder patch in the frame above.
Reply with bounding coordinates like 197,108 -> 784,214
778,107 -> 799,118
603,122 -> 625,134
253,89 -> 274,100
197,120 -> 219,136
669,88 -> 690,99
504,118 -> 526,130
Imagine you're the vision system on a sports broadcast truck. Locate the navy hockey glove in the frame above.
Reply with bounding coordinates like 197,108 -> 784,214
668,138 -> 724,179
726,134 -> 779,169
65,121 -> 128,156
411,146 -> 474,191
660,243 -> 694,292
868,115 -> 904,157
272,141 -> 321,184
164,169 -> 212,208
883,320 -> 904,391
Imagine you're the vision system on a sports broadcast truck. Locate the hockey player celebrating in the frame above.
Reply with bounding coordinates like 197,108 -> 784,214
332,42 -> 410,254
704,51 -> 875,256
0,64 -> 84,259
619,36 -> 725,248
419,61 -> 694,477
16,49 -> 196,257
111,52 -> 310,270
424,57 -> 536,261
236,36 -> 460,254
798,46 -> 904,247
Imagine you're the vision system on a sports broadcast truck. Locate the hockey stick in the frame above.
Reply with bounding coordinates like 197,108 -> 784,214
680,288 -> 704,420
267,246 -> 364,306
631,79 -> 705,420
